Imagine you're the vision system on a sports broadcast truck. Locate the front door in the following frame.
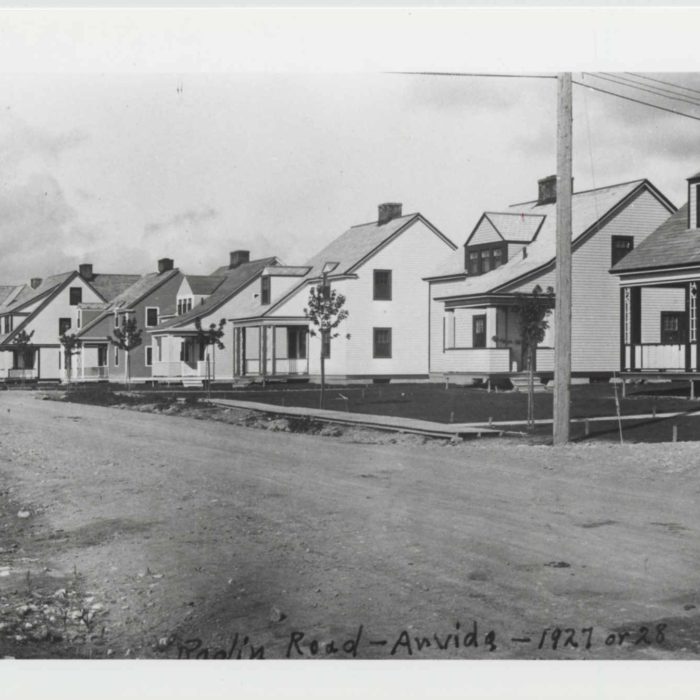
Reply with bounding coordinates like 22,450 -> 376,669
661,312 -> 686,345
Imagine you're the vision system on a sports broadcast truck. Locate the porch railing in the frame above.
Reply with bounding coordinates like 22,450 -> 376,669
8,368 -> 37,380
625,343 -> 690,371
151,360 -> 208,378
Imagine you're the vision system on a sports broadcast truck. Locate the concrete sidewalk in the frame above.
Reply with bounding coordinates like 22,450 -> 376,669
210,398 -> 502,438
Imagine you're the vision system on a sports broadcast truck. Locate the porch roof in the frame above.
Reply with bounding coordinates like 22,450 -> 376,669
612,204 -> 700,274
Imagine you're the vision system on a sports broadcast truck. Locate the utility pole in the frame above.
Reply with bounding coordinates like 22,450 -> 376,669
553,72 -> 573,445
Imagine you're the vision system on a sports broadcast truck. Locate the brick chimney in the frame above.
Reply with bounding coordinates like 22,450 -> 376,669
78,263 -> 94,281
537,175 -> 574,206
158,258 -> 174,274
30,278 -> 42,289
229,250 -> 250,269
537,175 -> 557,205
378,203 -> 403,226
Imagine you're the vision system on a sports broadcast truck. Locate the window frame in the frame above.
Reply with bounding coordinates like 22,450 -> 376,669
373,269 -> 392,301
373,327 -> 392,359
472,314 -> 487,348
611,235 -> 634,266
145,346 -> 153,367
145,306 -> 159,328
464,242 -> 508,275
261,276 -> 271,305
69,286 -> 82,306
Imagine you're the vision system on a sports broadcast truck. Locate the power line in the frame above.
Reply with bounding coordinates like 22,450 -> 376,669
590,72 -> 700,109
573,79 -> 700,123
626,72 -> 700,98
387,71 -> 556,80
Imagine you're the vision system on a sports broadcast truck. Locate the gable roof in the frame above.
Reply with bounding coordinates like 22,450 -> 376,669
89,274 -> 142,301
184,274 -> 226,296
611,204 -> 700,273
232,212 -> 457,320
0,285 -> 19,306
0,272 -> 75,313
427,179 -> 674,296
76,268 -> 182,338
480,212 -> 545,243
152,257 -> 278,332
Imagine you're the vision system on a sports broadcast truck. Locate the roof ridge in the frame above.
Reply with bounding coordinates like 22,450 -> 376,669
349,212 -> 418,229
509,178 -> 646,207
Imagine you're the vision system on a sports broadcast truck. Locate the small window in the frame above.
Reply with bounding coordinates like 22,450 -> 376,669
480,249 -> 491,274
145,307 -> 159,328
492,247 -> 503,269
661,311 -> 686,344
145,346 -> 153,366
473,314 -> 486,348
468,251 -> 480,275
69,287 -> 82,306
58,317 -> 71,336
114,346 -> 119,367
373,270 -> 392,301
612,236 -> 634,266
373,327 -> 392,358
97,345 -> 107,367
261,277 -> 271,305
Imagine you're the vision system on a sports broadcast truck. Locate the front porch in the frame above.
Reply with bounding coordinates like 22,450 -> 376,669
234,322 -> 310,380
621,279 -> 698,373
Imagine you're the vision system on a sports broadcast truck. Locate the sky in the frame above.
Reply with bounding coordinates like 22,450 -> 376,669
1,13 -> 700,283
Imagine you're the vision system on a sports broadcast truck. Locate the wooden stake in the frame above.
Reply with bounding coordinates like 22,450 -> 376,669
553,72 -> 573,446
673,424 -> 678,442
584,418 -> 590,436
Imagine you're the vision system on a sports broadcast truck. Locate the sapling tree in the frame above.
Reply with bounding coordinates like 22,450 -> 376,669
194,317 -> 226,396
304,283 -> 348,409
493,284 -> 554,432
59,332 -> 82,383
106,315 -> 142,390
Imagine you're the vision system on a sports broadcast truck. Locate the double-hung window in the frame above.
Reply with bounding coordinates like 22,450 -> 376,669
373,327 -> 392,358
373,270 -> 392,301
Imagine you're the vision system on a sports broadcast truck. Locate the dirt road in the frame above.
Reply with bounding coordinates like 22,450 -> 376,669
1,391 -> 699,659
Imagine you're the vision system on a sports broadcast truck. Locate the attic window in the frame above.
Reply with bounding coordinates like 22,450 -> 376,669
465,243 -> 507,276
69,287 -> 82,306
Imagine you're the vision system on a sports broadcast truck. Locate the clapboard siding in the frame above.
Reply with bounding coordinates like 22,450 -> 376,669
570,189 -> 672,372
270,219 -> 455,377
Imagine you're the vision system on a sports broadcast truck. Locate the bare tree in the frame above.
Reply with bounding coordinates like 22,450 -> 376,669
106,316 -> 143,390
494,285 -> 554,432
304,283 -> 348,409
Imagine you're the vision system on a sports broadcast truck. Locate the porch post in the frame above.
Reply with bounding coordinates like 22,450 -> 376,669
685,283 -> 692,372
620,288 -> 626,372
626,287 -> 641,371
688,281 -> 697,372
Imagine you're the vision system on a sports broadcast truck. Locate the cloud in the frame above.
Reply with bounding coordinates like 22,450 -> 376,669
0,173 -> 99,281
0,115 -> 88,167
144,206 -> 219,236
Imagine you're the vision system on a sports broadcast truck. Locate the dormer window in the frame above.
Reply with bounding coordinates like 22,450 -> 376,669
465,243 -> 507,276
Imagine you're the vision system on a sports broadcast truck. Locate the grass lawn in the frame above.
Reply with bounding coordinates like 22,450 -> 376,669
58,379 -> 700,445
213,380 -> 700,424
